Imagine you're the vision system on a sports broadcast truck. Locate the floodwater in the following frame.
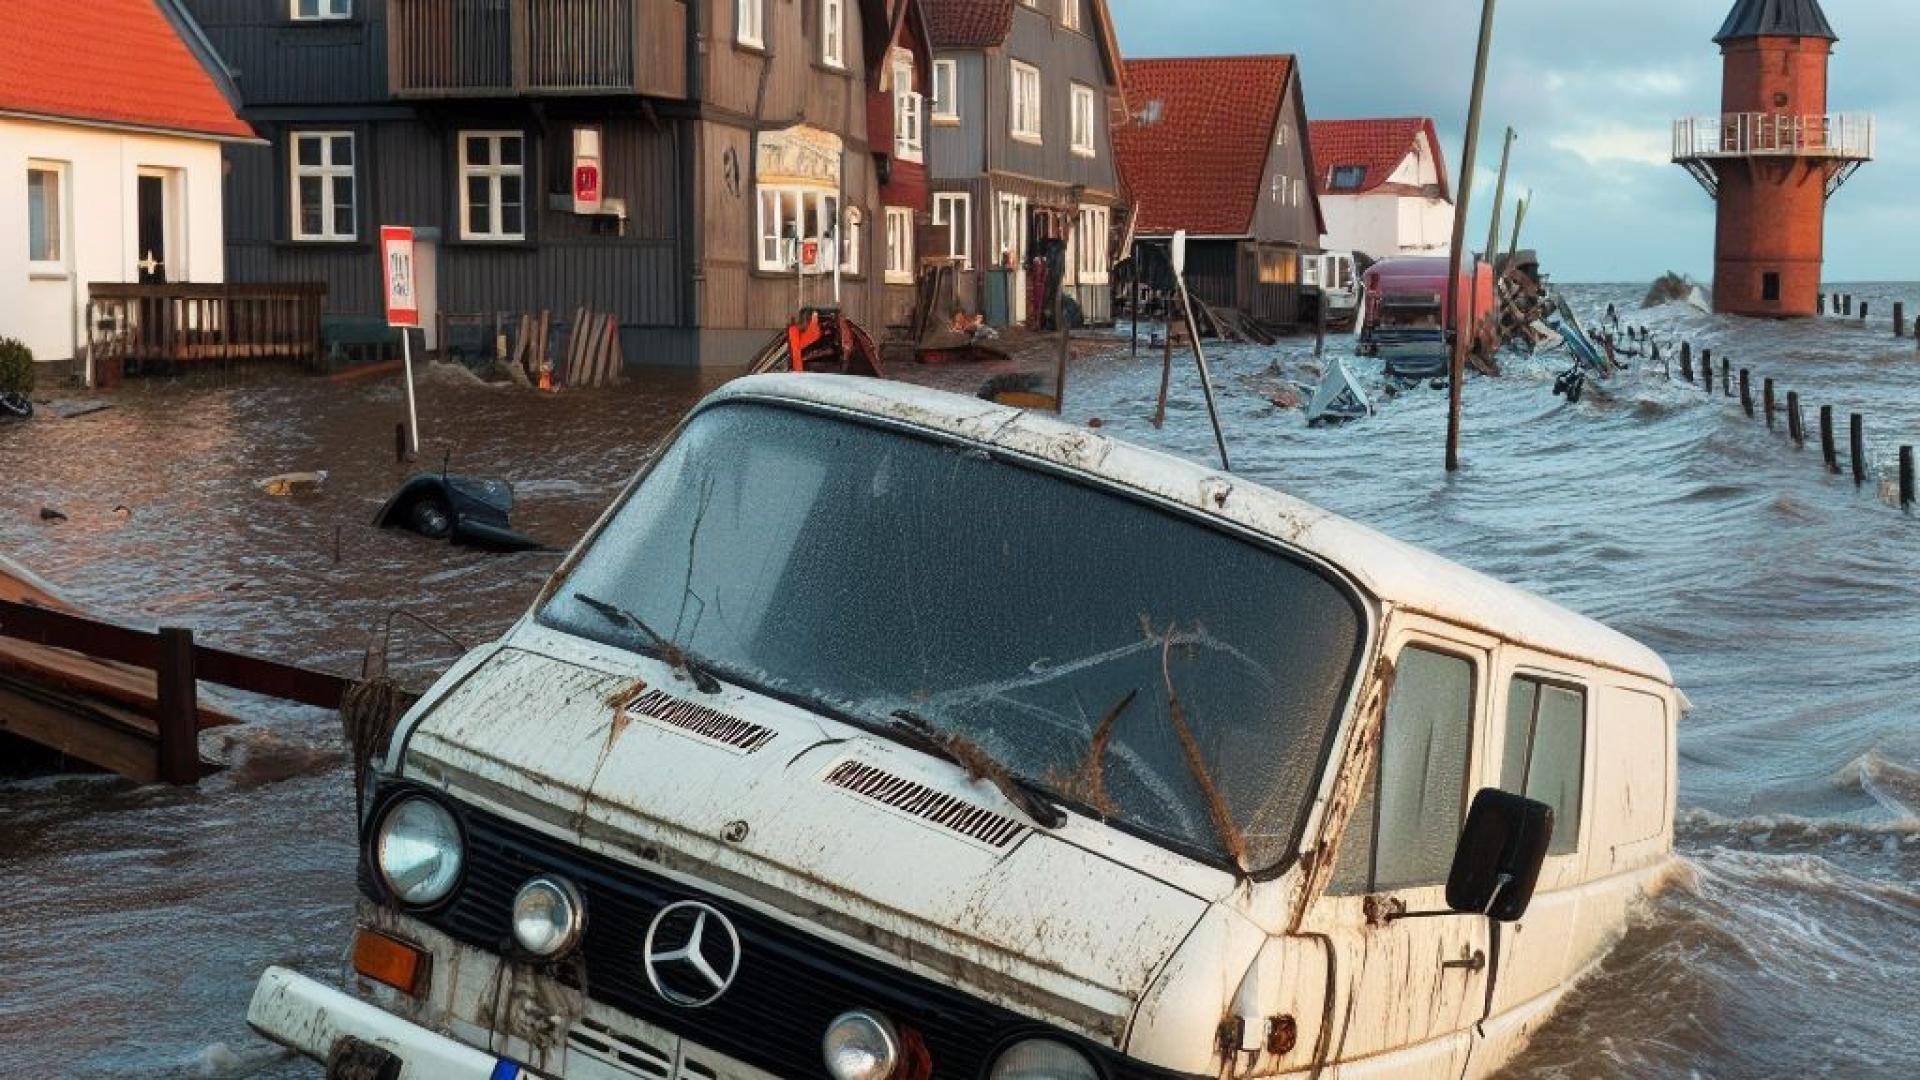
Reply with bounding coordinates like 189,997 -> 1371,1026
3,285 -> 1917,1077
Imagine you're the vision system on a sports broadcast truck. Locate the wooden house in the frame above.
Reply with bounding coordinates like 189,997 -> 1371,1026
867,1 -> 936,328
1113,54 -> 1324,330
925,0 -> 1130,328
177,0 -> 898,367
1308,117 -> 1456,259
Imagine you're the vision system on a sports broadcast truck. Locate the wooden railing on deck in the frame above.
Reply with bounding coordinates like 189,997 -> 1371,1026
86,282 -> 327,381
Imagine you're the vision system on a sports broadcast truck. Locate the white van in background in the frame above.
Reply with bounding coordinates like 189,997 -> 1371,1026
247,375 -> 1681,1079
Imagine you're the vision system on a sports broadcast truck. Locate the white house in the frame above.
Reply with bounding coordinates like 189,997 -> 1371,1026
1308,117 -> 1456,260
1,0 -> 252,373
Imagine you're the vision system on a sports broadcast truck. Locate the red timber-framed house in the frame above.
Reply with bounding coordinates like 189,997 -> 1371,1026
866,1 -> 936,328
175,0 -> 897,368
1113,55 -> 1325,330
925,0 -> 1131,328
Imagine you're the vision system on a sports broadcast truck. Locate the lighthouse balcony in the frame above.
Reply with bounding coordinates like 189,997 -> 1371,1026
1673,112 -> 1874,162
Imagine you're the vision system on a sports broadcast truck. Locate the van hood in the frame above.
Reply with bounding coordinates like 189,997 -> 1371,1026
398,643 -> 1231,1042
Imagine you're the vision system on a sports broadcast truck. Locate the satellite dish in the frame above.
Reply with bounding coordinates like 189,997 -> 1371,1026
1172,230 -> 1188,276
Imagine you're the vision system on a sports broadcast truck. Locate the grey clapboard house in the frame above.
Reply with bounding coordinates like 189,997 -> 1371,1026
178,0 -> 898,367
924,0 -> 1129,328
1112,55 -> 1325,330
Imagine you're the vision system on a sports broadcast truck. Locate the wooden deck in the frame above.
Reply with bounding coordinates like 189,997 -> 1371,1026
86,282 -> 327,382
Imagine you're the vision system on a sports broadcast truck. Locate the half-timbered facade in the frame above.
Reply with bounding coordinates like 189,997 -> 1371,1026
1114,54 -> 1324,329
179,0 -> 891,367
925,0 -> 1128,327
1308,116 -> 1455,259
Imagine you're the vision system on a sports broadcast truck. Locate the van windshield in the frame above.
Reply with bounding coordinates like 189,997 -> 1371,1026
539,401 -> 1366,872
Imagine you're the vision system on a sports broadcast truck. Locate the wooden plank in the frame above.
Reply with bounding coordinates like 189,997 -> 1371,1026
0,677 -> 160,782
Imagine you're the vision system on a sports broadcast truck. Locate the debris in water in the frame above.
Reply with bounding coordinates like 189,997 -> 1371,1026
38,506 -> 66,522
259,471 -> 328,496
373,473 -> 544,552
1305,359 -> 1373,426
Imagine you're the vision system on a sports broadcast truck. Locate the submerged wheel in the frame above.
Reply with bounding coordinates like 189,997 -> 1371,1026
409,497 -> 452,540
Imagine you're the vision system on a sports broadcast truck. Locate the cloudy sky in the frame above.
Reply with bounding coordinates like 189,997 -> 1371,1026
1107,0 -> 1916,282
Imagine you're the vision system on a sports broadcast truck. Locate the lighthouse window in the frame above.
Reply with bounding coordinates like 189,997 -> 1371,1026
1763,272 -> 1781,302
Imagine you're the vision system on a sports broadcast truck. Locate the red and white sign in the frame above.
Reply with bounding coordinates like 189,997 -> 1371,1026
381,226 -> 419,328
800,239 -> 821,269
573,127 -> 604,215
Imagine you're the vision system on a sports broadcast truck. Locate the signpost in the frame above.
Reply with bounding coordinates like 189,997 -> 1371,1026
382,226 -> 421,455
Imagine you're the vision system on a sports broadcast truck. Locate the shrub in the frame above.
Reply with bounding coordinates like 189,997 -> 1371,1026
0,337 -> 33,395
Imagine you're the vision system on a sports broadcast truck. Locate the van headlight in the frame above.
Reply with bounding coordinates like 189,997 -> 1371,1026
374,796 -> 464,907
512,875 -> 585,958
990,1039 -> 1100,1080
822,1010 -> 899,1080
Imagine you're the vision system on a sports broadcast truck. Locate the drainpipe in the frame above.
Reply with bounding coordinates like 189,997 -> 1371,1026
682,0 -> 707,344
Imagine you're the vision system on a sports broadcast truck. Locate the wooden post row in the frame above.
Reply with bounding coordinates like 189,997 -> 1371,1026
155,627 -> 199,785
1820,405 -> 1838,473
1850,413 -> 1866,486
1680,342 -> 1694,382
1739,369 -> 1753,417
1902,447 -> 1916,508
1763,377 -> 1776,429
1788,391 -> 1805,445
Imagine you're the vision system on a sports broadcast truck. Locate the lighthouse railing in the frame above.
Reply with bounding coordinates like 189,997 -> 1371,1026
1672,113 -> 1874,161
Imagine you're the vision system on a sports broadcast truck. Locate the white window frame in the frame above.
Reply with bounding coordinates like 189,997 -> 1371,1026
290,131 -> 357,242
932,59 -> 959,123
1061,0 -> 1080,31
26,161 -> 69,275
1010,61 -> 1042,144
1276,122 -> 1290,148
932,192 -> 971,269
841,205 -> 863,275
1070,82 -> 1097,158
821,0 -> 845,69
459,131 -> 527,241
290,0 -> 351,21
885,206 -> 916,285
757,185 -> 839,274
1076,204 -> 1109,285
893,57 -> 924,164
736,0 -> 763,48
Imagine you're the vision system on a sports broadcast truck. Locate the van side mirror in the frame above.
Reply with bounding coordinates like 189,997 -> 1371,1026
1446,788 -> 1554,922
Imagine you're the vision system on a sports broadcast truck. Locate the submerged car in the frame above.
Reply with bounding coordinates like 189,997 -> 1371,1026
248,375 -> 1682,1080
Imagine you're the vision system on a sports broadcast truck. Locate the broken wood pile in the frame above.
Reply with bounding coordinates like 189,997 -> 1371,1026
501,309 -> 623,389
1184,297 -> 1278,347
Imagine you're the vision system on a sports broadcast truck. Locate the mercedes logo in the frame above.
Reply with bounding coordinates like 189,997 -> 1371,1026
642,901 -> 742,1008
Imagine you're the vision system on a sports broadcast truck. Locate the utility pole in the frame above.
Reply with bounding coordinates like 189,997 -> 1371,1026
1445,0 -> 1500,474
1484,128 -> 1516,265
1505,194 -> 1530,267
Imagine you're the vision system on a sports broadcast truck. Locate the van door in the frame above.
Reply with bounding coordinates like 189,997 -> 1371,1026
1303,621 -> 1496,1077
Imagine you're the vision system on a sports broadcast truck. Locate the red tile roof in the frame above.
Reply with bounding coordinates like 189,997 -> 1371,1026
1307,117 -> 1449,199
926,0 -> 1016,48
1113,55 -> 1295,236
0,0 -> 251,140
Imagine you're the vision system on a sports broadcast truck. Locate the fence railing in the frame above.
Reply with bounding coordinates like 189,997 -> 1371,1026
389,0 -> 657,96
1672,113 -> 1875,161
86,282 -> 327,382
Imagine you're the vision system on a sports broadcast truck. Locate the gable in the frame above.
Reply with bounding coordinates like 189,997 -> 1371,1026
1307,117 -> 1450,200
1114,55 -> 1293,236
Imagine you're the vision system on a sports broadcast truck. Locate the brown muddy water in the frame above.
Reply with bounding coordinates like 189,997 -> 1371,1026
3,285 -> 1918,1078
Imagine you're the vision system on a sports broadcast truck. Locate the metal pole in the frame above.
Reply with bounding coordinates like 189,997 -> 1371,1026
1445,0 -> 1500,473
1177,275 -> 1231,472
1485,128 -> 1516,269
1131,241 -> 1141,357
1504,195 -> 1529,267
401,328 -> 421,455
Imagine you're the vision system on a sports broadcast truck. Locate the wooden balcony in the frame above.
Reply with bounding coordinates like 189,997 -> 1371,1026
388,0 -> 686,100
86,282 -> 327,382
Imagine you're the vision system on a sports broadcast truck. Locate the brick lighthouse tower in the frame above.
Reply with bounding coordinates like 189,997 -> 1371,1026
1673,0 -> 1872,318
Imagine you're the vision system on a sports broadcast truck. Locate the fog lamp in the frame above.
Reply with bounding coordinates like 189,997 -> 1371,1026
823,1009 -> 899,1080
990,1039 -> 1100,1080
512,875 -> 585,959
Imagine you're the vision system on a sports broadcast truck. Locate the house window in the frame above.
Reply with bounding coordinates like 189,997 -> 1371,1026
933,192 -> 971,268
893,57 -> 924,163
291,131 -> 356,241
1075,205 -> 1109,284
736,0 -> 763,48
757,186 -> 838,273
1010,61 -> 1042,143
932,59 -> 958,122
1070,83 -> 1097,158
26,163 -> 67,272
1329,165 -> 1367,191
291,0 -> 351,20
821,0 -> 845,69
1762,271 -> 1781,302
1331,646 -> 1476,894
1501,677 -> 1586,857
460,132 -> 526,240
1061,0 -> 1080,31
885,206 -> 915,284
1256,249 -> 1298,285
1276,122 -> 1290,148
841,206 -> 862,275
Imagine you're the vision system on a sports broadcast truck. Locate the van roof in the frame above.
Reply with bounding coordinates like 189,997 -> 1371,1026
707,375 -> 1674,684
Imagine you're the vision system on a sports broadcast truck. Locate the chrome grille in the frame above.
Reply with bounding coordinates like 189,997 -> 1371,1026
627,689 -> 775,753
823,759 -> 1028,849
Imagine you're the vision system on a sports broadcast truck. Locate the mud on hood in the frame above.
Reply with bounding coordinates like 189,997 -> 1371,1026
398,645 -> 1222,1042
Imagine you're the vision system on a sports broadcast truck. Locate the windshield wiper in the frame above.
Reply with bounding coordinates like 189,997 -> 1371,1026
888,710 -> 1067,829
573,592 -> 723,695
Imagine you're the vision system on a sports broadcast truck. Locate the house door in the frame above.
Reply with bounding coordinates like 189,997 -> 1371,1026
996,192 -> 1029,324
1302,621 -> 1499,1076
137,173 -> 170,284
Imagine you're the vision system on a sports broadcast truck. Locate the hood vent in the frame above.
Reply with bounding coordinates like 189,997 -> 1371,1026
825,759 -> 1028,850
627,689 -> 775,754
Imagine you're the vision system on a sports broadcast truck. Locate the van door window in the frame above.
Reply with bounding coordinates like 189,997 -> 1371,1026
1330,646 -> 1476,893
1500,677 -> 1586,856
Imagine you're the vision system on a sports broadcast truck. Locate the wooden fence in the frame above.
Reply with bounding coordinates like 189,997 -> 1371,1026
86,282 -> 327,383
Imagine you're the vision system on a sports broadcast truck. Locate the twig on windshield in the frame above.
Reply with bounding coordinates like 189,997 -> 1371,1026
1158,622 -> 1248,871
1047,689 -> 1136,818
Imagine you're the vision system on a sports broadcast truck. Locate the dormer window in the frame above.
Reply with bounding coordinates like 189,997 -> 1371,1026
1329,165 -> 1367,191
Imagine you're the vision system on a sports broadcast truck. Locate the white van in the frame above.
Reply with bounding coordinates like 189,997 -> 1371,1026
248,375 -> 1681,1080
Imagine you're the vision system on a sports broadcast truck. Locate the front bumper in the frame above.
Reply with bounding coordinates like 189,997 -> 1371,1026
248,966 -> 523,1080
